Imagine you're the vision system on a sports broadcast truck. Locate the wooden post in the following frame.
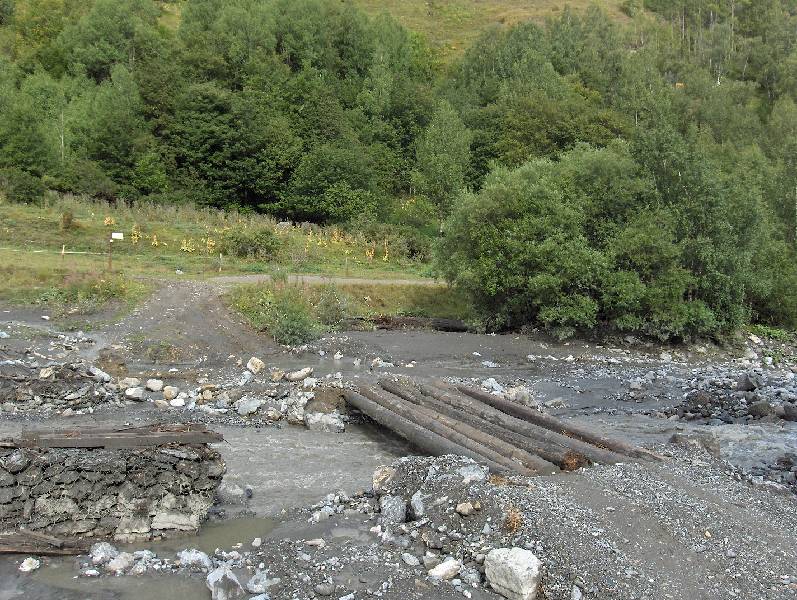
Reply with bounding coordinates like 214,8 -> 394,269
61,244 -> 65,266
107,239 -> 112,271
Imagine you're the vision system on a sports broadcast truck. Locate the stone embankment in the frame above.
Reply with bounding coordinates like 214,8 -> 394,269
0,442 -> 224,542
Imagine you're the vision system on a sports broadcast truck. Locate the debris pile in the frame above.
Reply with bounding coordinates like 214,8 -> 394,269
670,368 -> 797,424
149,363 -> 349,433
0,359 -> 118,414
0,428 -> 225,541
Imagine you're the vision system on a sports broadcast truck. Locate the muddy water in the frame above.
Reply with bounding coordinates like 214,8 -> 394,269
26,517 -> 276,600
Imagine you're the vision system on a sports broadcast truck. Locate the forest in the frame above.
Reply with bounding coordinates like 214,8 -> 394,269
1,0 -> 796,339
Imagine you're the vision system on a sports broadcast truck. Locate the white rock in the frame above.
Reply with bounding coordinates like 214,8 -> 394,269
163,385 -> 180,400
285,367 -> 313,381
236,397 -> 263,416
106,552 -> 134,573
458,464 -> 488,484
246,356 -> 265,374
206,566 -> 245,600
145,379 -> 164,392
246,570 -> 279,594
484,548 -> 542,600
18,557 -> 40,572
372,465 -> 396,493
251,537 -> 262,548
428,557 -> 462,580
39,367 -> 55,379
125,387 -> 145,400
118,377 -> 141,389
90,542 -> 119,565
170,397 -> 186,408
177,548 -> 213,572
89,366 -> 112,382
303,377 -> 318,389
304,412 -> 345,433
402,553 -> 420,566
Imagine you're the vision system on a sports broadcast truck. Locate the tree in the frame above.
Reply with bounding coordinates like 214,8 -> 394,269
411,101 -> 471,225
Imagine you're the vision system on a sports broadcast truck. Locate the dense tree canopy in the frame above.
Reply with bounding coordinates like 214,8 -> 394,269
1,0 -> 796,337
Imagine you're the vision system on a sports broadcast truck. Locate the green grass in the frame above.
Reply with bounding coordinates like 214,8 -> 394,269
229,280 -> 474,344
0,193 -> 431,303
351,0 -> 630,61
0,252 -> 150,316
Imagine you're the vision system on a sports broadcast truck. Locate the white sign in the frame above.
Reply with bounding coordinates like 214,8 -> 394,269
111,232 -> 124,240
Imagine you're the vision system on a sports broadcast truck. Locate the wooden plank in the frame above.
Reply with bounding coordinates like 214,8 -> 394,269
20,529 -> 64,548
0,535 -> 88,556
10,423 -> 223,449
16,431 -> 223,448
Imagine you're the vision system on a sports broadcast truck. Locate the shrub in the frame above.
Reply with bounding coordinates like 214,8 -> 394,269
230,285 -> 321,345
0,168 -> 45,204
60,211 -> 75,230
219,226 -> 281,259
314,284 -> 348,327
435,144 -> 748,340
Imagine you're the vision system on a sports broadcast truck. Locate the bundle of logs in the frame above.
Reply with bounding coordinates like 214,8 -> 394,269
343,380 -> 658,476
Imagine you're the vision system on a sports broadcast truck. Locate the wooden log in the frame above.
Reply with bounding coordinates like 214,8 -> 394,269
361,386 -> 556,475
342,390 -> 508,474
418,383 -> 628,465
358,387 -> 539,476
0,534 -> 88,555
380,380 -> 587,471
13,423 -> 224,448
455,384 -> 659,461
20,529 -> 64,548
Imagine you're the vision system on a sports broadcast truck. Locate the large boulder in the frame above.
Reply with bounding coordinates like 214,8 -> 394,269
737,372 -> 763,392
485,547 -> 542,600
379,495 -> 407,526
304,412 -> 345,433
206,566 -> 245,600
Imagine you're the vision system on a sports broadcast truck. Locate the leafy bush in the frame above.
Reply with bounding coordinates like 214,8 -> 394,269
230,285 -> 321,345
0,168 -> 45,204
436,144 -> 751,340
35,274 -> 148,312
219,226 -> 281,259
313,284 -> 348,327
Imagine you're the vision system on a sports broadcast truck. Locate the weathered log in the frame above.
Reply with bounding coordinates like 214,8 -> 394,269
358,386 -> 540,476
418,383 -> 628,465
361,386 -> 557,475
0,534 -> 88,555
342,390 -> 508,474
380,380 -> 587,471
455,384 -> 659,461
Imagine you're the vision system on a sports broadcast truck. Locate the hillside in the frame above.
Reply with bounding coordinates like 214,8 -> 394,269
350,0 -> 630,59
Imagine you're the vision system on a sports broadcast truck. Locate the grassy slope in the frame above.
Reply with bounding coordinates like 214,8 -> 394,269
351,0 -> 629,60
0,195 -> 428,279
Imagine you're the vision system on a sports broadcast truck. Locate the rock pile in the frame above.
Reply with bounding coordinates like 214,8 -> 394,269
155,361 -> 348,433
0,358 -> 119,414
670,368 -> 797,424
0,444 -> 224,541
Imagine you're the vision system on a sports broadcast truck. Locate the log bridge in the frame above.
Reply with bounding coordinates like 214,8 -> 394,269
343,380 -> 659,477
